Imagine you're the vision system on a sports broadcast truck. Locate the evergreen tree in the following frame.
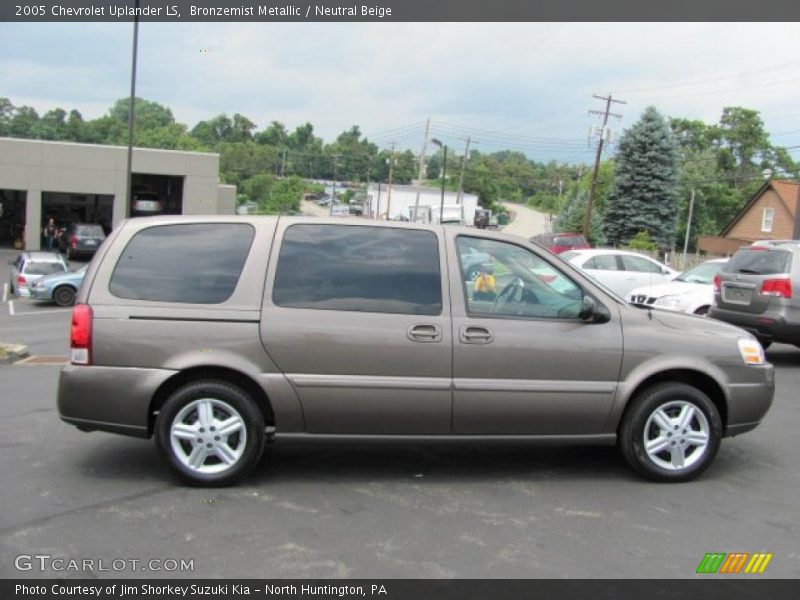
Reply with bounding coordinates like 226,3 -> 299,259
604,107 -> 679,249
555,189 -> 606,246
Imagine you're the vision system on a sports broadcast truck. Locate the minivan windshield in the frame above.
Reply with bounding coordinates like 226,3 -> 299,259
723,249 -> 792,275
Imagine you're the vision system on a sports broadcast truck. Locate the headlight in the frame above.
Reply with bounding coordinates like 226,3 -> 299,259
738,338 -> 765,366
653,294 -> 686,311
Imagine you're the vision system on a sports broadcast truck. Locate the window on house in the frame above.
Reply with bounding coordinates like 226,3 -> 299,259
762,207 -> 774,233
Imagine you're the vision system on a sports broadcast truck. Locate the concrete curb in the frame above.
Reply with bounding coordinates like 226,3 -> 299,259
0,343 -> 30,365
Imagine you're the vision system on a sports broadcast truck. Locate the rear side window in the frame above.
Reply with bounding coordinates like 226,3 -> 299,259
554,235 -> 587,247
24,261 -> 67,276
76,225 -> 105,236
273,224 -> 442,315
109,223 -> 254,303
723,249 -> 792,276
584,255 -> 619,270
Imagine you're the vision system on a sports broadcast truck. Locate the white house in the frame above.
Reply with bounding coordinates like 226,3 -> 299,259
364,184 -> 480,225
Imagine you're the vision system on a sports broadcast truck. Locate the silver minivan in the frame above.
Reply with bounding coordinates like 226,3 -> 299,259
58,217 -> 774,486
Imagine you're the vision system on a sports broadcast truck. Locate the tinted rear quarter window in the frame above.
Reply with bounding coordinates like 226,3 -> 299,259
109,223 -> 254,303
273,224 -> 442,315
724,249 -> 792,275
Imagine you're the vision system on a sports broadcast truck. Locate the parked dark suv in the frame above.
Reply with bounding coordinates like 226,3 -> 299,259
58,223 -> 106,259
709,243 -> 800,349
58,216 -> 774,486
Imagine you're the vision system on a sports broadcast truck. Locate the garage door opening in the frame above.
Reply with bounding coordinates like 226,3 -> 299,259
131,173 -> 184,217
41,192 -> 114,242
0,189 -> 26,249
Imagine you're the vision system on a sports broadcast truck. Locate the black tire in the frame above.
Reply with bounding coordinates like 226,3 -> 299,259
154,380 -> 265,486
619,382 -> 722,482
53,285 -> 76,307
693,306 -> 710,316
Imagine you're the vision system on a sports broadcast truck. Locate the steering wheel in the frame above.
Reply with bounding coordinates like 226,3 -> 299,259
493,277 -> 535,314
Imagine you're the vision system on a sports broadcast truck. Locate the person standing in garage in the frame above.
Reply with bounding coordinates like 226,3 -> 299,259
43,217 -> 58,251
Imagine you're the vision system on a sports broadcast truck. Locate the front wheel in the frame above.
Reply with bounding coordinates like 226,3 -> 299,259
619,383 -> 722,482
155,380 -> 265,486
53,285 -> 76,307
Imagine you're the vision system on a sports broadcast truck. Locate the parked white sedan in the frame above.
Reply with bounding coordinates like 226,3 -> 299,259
628,258 -> 728,315
561,249 -> 678,298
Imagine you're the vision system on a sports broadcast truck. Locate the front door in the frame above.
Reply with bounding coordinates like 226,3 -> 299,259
261,220 -> 453,434
449,233 -> 623,435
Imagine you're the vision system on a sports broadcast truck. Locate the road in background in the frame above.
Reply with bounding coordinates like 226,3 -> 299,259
501,202 -> 550,238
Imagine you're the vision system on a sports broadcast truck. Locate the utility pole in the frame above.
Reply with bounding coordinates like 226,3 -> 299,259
681,188 -> 696,268
584,93 -> 625,238
456,136 -> 471,205
385,143 -> 395,220
413,118 -> 431,222
280,148 -> 287,177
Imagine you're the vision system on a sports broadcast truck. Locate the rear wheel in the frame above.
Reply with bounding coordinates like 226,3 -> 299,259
155,380 -> 265,486
620,382 -> 722,482
693,306 -> 709,316
53,285 -> 76,307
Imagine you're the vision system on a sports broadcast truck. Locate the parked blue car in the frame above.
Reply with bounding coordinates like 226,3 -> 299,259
28,265 -> 87,306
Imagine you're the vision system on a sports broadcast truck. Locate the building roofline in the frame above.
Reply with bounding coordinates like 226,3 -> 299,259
0,136 -> 220,159
719,179 -> 797,236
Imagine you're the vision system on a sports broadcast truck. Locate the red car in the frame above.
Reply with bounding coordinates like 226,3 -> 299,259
530,232 -> 591,254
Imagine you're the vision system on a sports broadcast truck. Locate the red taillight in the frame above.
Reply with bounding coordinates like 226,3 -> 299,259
17,274 -> 27,285
70,304 -> 93,365
70,235 -> 78,248
713,274 -> 721,293
760,278 -> 792,298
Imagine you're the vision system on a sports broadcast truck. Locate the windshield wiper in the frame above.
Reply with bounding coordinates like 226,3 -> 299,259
736,268 -> 761,274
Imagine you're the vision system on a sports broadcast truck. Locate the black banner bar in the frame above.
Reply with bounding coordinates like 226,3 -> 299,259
2,0 -> 800,22
3,580 -> 800,600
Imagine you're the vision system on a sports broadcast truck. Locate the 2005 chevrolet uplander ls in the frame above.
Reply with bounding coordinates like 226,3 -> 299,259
58,217 -> 774,485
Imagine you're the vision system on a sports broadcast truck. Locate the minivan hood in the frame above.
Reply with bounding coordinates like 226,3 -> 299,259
647,307 -> 749,341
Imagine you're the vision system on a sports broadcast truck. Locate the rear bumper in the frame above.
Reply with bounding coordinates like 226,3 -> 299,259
57,364 -> 177,438
15,286 -> 31,298
724,365 -> 774,437
709,306 -> 800,345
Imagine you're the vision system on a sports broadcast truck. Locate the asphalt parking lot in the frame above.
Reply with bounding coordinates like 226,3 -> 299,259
1,249 -> 799,579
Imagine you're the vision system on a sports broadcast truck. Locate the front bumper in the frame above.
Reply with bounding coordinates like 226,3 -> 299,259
724,364 -> 774,436
58,364 -> 177,438
709,306 -> 800,345
29,286 -> 52,301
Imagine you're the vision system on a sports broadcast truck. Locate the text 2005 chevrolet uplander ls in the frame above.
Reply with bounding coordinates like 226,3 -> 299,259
58,217 -> 774,485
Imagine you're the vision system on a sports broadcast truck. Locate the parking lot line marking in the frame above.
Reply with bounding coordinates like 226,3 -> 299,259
2,283 -> 7,303
11,308 -> 71,317
8,300 -> 14,316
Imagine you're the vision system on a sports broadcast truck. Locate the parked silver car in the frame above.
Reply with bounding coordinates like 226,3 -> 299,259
58,217 -> 774,486
9,251 -> 69,298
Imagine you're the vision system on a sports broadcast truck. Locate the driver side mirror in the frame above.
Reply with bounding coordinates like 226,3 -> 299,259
579,296 -> 611,324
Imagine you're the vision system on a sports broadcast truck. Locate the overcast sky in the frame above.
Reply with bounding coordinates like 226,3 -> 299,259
3,22 -> 800,163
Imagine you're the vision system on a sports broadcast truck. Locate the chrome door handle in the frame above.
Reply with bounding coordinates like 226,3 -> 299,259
408,324 -> 442,343
460,326 -> 493,344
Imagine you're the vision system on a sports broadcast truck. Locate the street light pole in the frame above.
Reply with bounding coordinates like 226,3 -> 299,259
432,139 -> 447,224
125,0 -> 140,216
